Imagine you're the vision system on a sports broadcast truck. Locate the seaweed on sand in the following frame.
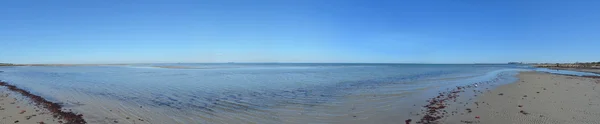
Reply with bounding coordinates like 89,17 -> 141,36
0,81 -> 86,124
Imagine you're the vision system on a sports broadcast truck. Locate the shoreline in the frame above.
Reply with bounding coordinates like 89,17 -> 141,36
416,71 -> 600,124
0,81 -> 86,124
532,63 -> 600,75
542,67 -> 600,75
2,67 -> 599,124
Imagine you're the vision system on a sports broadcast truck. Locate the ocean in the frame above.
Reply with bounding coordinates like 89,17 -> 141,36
0,64 -> 538,123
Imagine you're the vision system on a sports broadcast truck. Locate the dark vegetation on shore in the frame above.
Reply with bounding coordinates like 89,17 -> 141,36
0,63 -> 17,66
0,63 -> 133,67
534,62 -> 600,75
534,62 -> 600,69
0,81 -> 86,124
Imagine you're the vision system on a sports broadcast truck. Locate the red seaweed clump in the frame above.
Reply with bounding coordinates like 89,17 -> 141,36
416,86 -> 463,124
415,78 -> 498,124
0,81 -> 86,124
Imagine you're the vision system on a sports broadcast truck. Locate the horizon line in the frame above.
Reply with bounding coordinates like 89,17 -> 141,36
4,62 -> 524,65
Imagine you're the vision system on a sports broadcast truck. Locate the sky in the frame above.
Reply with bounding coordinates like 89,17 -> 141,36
1,0 -> 599,64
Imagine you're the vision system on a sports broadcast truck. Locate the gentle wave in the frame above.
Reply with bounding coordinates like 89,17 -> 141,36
0,64 -> 527,123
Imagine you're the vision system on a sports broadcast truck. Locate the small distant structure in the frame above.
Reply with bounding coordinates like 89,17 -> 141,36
508,62 -> 523,64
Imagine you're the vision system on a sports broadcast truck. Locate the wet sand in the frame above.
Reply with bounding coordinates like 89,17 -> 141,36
443,72 -> 600,124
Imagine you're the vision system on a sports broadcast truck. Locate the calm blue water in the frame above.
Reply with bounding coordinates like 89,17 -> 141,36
0,64 -> 531,123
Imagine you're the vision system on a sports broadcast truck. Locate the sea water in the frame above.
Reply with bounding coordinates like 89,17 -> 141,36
0,64 -> 530,123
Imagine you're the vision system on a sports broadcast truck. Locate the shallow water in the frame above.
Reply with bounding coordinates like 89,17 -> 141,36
0,64 -> 530,123
535,68 -> 600,76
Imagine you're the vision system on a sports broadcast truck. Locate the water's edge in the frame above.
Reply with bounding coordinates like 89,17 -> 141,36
0,64 -> 533,123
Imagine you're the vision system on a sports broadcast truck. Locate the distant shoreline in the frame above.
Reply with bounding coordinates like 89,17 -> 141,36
533,62 -> 600,69
0,64 -> 130,67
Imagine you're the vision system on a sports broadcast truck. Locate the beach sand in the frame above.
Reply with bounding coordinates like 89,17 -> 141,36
0,90 -> 61,124
444,72 -> 600,124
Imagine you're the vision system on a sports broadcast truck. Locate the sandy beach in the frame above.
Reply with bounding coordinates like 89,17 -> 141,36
442,71 -> 600,124
0,89 -> 60,124
0,81 -> 85,124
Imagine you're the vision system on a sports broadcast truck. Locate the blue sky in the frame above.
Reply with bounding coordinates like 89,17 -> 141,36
1,0 -> 599,64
